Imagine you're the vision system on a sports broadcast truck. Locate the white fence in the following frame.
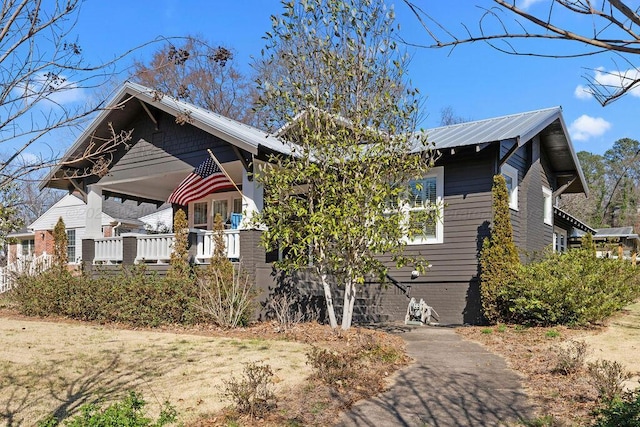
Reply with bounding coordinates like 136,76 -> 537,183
0,254 -> 53,293
91,230 -> 239,264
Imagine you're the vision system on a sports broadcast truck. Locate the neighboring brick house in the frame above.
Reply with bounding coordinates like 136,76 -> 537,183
7,193 -> 170,265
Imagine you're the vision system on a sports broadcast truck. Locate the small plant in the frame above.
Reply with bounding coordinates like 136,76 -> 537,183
222,361 -> 277,418
588,359 -> 632,401
481,328 -> 493,334
37,391 -> 177,426
266,293 -> 305,332
545,329 -> 560,338
496,324 -> 507,333
306,346 -> 355,386
197,262 -> 256,328
593,388 -> 640,427
552,340 -> 588,375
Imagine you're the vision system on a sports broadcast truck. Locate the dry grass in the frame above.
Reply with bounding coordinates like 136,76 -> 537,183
0,315 -> 311,425
0,308 -> 408,426
456,300 -> 640,426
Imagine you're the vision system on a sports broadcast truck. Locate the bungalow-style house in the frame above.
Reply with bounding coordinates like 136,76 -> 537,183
7,193 -> 170,266
40,81 -> 591,324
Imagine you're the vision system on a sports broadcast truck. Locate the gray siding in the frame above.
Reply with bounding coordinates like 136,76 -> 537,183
104,110 -> 238,183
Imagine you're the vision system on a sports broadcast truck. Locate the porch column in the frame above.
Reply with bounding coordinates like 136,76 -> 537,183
240,167 -> 263,229
85,185 -> 103,239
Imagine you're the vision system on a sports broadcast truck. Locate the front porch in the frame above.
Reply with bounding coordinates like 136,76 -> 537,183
83,229 -> 241,265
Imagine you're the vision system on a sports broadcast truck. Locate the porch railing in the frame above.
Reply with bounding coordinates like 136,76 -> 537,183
91,230 -> 240,264
136,234 -> 174,263
94,237 -> 123,263
195,230 -> 240,263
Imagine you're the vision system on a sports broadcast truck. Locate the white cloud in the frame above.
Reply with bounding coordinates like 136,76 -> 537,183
574,84 -> 593,100
519,0 -> 545,9
568,115 -> 611,141
12,73 -> 86,107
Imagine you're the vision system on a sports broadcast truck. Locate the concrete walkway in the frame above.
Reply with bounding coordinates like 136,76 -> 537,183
336,326 -> 535,427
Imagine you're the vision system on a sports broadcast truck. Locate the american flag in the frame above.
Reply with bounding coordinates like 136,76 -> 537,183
167,156 -> 234,206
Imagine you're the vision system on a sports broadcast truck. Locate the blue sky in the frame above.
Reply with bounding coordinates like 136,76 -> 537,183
56,0 -> 640,156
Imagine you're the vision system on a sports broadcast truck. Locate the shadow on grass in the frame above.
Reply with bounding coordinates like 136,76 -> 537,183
0,350 -> 184,426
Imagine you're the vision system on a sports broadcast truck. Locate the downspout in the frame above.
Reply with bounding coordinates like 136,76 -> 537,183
112,221 -> 122,237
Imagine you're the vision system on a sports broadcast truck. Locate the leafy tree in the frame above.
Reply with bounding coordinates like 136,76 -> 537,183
53,217 -> 68,267
403,0 -> 640,105
254,0 -> 436,329
581,232 -> 597,257
131,36 -> 255,124
479,174 -> 520,324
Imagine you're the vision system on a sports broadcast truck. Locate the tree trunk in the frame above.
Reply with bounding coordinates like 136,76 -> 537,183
341,279 -> 356,330
320,272 -> 338,328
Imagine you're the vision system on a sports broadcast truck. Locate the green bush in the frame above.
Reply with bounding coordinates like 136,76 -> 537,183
10,265 -> 209,327
593,389 -> 640,427
38,391 -> 177,426
498,249 -> 640,326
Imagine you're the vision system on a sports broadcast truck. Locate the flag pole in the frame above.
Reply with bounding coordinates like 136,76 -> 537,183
206,148 -> 247,200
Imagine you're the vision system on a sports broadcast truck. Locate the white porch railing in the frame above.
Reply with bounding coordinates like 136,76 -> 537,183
94,237 -> 123,263
91,230 -> 240,264
135,234 -> 174,263
195,230 -> 240,263
0,254 -> 53,293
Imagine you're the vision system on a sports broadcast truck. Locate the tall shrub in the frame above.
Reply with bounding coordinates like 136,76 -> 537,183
581,232 -> 597,256
479,174 -> 519,323
168,209 -> 190,279
52,217 -> 68,267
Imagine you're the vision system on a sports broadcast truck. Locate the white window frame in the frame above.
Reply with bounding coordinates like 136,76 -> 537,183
406,166 -> 444,245
553,227 -> 567,252
543,186 -> 553,226
501,163 -> 519,211
67,229 -> 77,264
188,192 -> 245,230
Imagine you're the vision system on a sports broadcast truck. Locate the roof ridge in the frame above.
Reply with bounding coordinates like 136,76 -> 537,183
423,106 -> 561,133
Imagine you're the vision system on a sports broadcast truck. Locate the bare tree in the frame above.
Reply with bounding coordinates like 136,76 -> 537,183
131,36 -> 256,125
403,0 -> 640,106
0,0 -> 172,189
439,105 -> 470,126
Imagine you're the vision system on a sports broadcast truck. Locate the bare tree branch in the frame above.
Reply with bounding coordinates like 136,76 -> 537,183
402,0 -> 640,105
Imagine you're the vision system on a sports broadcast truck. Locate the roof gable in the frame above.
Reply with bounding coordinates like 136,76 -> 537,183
29,194 -> 114,231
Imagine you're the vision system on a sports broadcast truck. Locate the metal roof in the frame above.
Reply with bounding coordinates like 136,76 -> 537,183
413,107 -> 587,195
594,227 -> 638,239
416,107 -> 561,150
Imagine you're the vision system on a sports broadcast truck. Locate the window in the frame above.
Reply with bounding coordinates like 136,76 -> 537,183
406,167 -> 444,245
212,199 -> 228,222
543,186 -> 553,225
67,230 -> 76,263
233,198 -> 243,214
193,202 -> 208,229
553,227 -> 568,252
501,163 -> 518,211
21,239 -> 34,257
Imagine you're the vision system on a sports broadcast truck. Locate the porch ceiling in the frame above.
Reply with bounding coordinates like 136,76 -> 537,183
97,160 -> 245,203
